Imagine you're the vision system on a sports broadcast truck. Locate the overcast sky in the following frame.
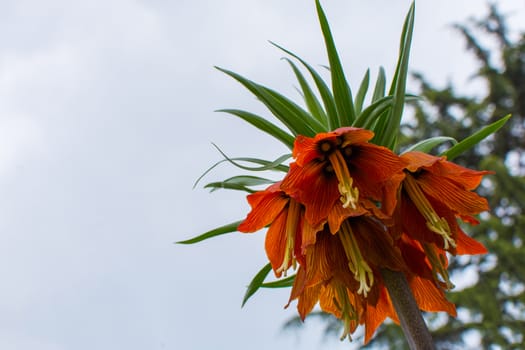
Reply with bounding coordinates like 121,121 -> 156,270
0,1 -> 523,349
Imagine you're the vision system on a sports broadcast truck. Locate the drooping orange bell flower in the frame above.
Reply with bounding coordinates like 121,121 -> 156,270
397,151 -> 490,253
287,223 -> 405,343
281,127 -> 407,228
238,182 -> 322,277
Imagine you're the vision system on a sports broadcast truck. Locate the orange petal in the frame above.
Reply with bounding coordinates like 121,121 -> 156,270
300,219 -> 323,252
327,202 -> 368,234
397,233 -> 434,280
455,229 -> 488,255
432,159 -> 493,190
338,126 -> 375,146
351,217 -> 406,272
417,173 -> 490,215
401,151 -> 442,172
264,209 -> 290,277
238,183 -> 288,232
401,191 -> 442,245
297,283 -> 322,320
293,134 -> 323,166
408,275 -> 457,316
364,285 -> 397,343
288,265 -> 307,306
281,162 -> 340,227
348,143 -> 407,200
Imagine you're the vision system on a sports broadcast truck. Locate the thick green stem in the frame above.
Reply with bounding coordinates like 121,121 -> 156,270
381,268 -> 435,350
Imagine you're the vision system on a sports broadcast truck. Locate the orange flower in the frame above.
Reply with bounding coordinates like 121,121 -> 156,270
281,127 -> 407,228
238,136 -> 492,344
287,216 -> 407,341
397,151 -> 490,253
238,182 -> 321,277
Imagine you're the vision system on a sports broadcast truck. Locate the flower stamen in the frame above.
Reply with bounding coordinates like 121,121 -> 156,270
276,199 -> 301,276
404,175 -> 456,250
339,221 -> 374,296
423,243 -> 455,290
328,151 -> 359,209
334,283 -> 358,341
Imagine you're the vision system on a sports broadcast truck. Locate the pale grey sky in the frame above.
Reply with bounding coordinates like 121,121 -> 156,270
0,1 -> 523,349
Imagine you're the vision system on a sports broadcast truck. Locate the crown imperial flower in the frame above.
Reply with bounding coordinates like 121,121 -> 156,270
182,1 -> 506,345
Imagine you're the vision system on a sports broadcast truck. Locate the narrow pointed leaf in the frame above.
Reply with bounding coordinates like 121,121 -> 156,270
354,96 -> 393,128
370,109 -> 391,141
283,58 -> 328,127
205,175 -> 275,193
261,274 -> 296,288
242,263 -> 273,307
193,153 -> 289,189
357,95 -> 418,130
354,69 -> 370,115
316,0 -> 356,125
176,221 -> 242,244
270,41 -> 339,129
212,144 -> 291,171
216,67 -> 324,136
264,87 -> 326,133
205,182 -> 257,193
442,114 -> 511,160
372,66 -> 387,102
218,109 -> 295,149
377,2 -> 415,149
403,136 -> 458,154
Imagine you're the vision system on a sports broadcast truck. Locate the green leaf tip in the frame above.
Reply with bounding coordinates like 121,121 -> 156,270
376,1 -> 415,150
316,0 -> 356,126
441,114 -> 511,161
242,263 -> 273,307
176,220 -> 243,245
404,136 -> 458,154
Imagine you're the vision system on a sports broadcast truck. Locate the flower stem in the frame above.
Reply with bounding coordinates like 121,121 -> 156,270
381,269 -> 435,350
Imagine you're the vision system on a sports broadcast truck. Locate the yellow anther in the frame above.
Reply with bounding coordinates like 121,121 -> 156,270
328,151 -> 359,209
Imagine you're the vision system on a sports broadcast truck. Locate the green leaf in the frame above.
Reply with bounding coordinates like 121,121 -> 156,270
204,175 -> 275,193
176,220 -> 242,244
216,67 -> 324,136
371,108 -> 391,140
193,151 -> 290,189
356,95 -> 418,129
212,144 -> 291,171
354,69 -> 370,115
372,66 -> 387,102
283,58 -> 328,128
354,95 -> 393,128
261,274 -> 296,288
316,0 -> 356,126
442,114 -> 511,161
376,2 -> 415,149
270,41 -> 338,130
403,136 -> 458,154
265,87 -> 326,133
242,263 -> 273,307
217,109 -> 295,149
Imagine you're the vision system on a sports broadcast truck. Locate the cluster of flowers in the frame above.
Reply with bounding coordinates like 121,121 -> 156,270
238,126 -> 490,342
